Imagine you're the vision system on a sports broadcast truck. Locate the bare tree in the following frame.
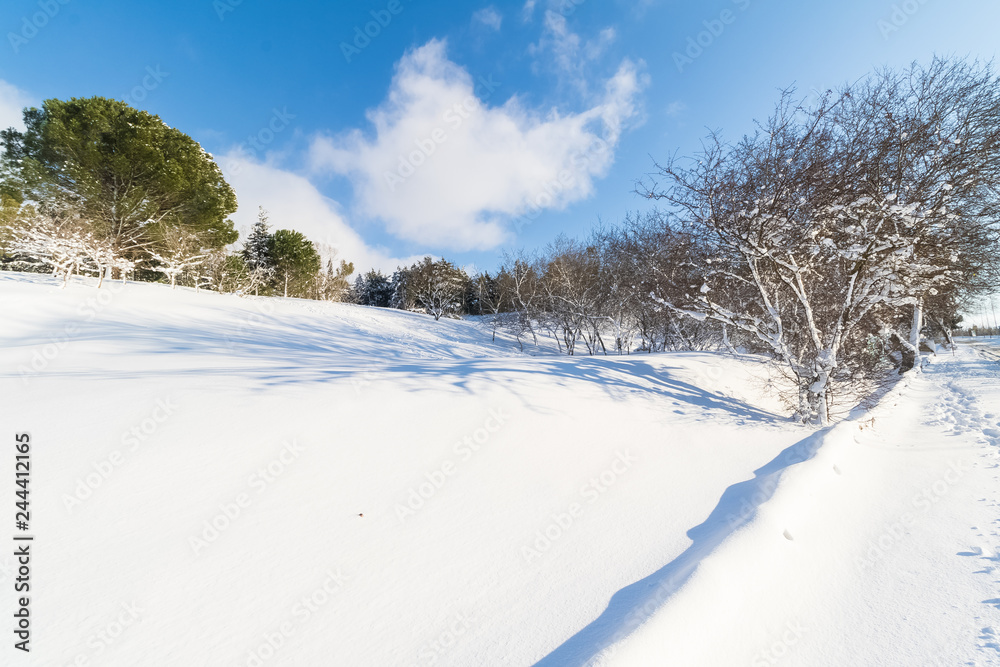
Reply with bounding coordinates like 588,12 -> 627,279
538,237 -> 605,355
498,251 -> 544,349
12,209 -> 87,286
147,224 -> 207,289
473,271 -> 512,342
639,57 -> 1000,423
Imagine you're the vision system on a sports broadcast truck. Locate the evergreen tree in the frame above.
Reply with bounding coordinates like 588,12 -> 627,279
271,229 -> 321,298
242,207 -> 273,270
351,274 -> 366,304
389,267 -> 412,310
1,97 -> 238,273
241,207 -> 275,295
367,271 -> 392,307
409,256 -> 469,321
351,270 -> 392,307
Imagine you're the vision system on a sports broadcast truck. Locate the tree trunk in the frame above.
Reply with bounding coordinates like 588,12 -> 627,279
721,323 -> 737,354
909,300 -> 923,351
284,273 -> 289,298
935,317 -> 955,349
800,355 -> 834,424
892,331 -> 917,373
894,302 -> 924,374
802,377 -> 830,425
595,328 -> 608,355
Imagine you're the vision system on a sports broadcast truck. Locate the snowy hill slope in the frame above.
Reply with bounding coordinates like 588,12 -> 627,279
2,272 -> 998,666
0,273 -> 799,666
594,345 -> 1000,667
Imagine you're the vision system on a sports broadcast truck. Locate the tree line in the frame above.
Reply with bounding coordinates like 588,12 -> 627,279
357,57 -> 1000,424
0,96 -> 486,313
0,96 -> 355,300
3,57 -> 1000,423
639,57 -> 1000,422
476,57 -> 1000,423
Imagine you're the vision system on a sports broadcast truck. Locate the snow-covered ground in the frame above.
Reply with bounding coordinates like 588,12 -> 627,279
1,272 -> 999,666
598,341 -> 1000,667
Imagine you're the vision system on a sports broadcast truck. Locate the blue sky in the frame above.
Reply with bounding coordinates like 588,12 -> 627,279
1,0 -> 998,274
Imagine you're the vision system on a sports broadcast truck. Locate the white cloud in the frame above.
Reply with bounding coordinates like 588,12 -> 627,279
522,0 -> 537,21
0,80 -> 35,132
472,6 -> 503,31
529,12 -> 617,94
219,152 -> 417,274
309,40 -> 644,251
665,101 -> 686,117
538,11 -> 581,74
587,27 -> 617,60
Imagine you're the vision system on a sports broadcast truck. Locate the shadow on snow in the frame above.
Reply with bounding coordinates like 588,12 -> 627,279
533,427 -> 825,667
3,304 -> 784,424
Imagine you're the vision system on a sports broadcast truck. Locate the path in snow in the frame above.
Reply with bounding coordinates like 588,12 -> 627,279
577,344 -> 1000,666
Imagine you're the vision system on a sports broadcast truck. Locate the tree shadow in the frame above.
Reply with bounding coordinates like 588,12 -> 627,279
532,427 -> 826,667
3,308 -> 787,425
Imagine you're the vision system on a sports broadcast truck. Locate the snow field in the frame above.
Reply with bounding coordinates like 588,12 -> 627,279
3,273 -> 999,666
602,347 -> 1000,666
0,273 -> 800,666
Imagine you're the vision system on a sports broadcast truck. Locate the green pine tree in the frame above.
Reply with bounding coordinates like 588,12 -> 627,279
1,96 -> 238,274
271,229 -> 321,298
